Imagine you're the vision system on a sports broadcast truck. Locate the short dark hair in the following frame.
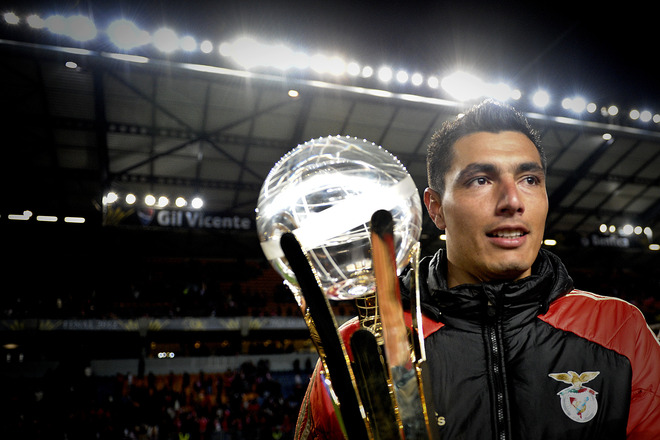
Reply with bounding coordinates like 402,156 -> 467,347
427,99 -> 545,197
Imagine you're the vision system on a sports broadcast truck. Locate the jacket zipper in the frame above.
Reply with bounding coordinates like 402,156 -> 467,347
486,301 -> 510,440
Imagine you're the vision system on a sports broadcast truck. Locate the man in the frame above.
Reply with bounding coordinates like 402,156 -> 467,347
295,100 -> 660,439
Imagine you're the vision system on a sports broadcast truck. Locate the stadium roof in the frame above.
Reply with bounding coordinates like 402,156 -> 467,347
2,1 -> 659,264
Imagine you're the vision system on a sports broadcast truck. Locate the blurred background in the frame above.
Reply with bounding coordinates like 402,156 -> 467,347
1,1 -> 659,439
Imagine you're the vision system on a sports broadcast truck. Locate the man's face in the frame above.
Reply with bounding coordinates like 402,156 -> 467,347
424,131 -> 548,287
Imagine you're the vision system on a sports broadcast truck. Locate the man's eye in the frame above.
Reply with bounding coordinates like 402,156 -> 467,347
469,177 -> 489,186
524,176 -> 540,185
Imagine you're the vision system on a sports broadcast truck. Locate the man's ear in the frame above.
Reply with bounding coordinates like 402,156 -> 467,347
423,188 -> 446,230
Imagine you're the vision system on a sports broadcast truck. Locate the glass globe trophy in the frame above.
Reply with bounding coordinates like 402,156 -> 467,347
256,135 -> 422,302
256,136 -> 435,440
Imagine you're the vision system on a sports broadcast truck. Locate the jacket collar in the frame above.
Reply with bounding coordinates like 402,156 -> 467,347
401,249 -> 574,329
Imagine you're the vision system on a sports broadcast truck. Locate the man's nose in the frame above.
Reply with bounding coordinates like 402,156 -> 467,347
496,178 -> 524,215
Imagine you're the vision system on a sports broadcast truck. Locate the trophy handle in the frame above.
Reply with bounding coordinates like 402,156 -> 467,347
371,210 -> 438,440
280,233 -> 372,440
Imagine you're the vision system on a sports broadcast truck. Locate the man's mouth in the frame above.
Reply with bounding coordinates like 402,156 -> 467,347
486,229 -> 528,239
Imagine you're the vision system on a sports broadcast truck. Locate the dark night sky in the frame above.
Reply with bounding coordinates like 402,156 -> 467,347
7,0 -> 659,110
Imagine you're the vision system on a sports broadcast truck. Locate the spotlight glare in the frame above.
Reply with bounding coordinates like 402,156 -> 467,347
441,71 -> 484,102
3,12 -> 20,25
599,224 -> 607,233
44,14 -> 97,41
630,109 -> 640,120
543,239 -> 557,246
145,194 -> 156,206
346,62 -> 360,76
26,14 -> 45,29
562,96 -> 587,113
395,70 -> 409,84
157,196 -> 169,207
66,15 -> 97,41
175,196 -> 187,207
107,19 -> 150,50
104,192 -> 118,205
650,244 -> 660,251
126,194 -> 136,204
360,65 -> 373,78
200,40 -> 213,53
179,35 -> 197,52
152,27 -> 179,53
607,105 -> 619,116
411,72 -> 423,86
377,66 -> 393,82
487,82 -> 514,102
191,197 -> 204,209
427,76 -> 439,89
640,110 -> 652,122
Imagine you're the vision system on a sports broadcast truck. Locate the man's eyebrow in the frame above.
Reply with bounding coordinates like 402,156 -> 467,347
517,162 -> 545,175
455,161 -> 545,182
455,163 -> 497,182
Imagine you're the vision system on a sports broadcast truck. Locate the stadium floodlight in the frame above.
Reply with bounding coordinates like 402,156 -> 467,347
179,35 -> 197,52
346,62 -> 361,76
486,82 -> 515,102
200,40 -> 213,53
396,70 -> 409,84
44,14 -> 97,41
640,110 -> 653,122
377,66 -> 393,83
411,72 -> 423,86
157,196 -> 169,207
103,192 -> 118,205
220,37 -> 309,71
26,14 -> 45,29
607,105 -> 619,116
3,12 -> 19,24
532,90 -> 550,108
441,71 -> 485,102
562,96 -> 587,113
191,196 -> 204,209
175,197 -> 187,207
126,194 -> 137,205
361,65 -> 374,78
107,19 -> 151,50
145,194 -> 156,206
153,27 -> 179,53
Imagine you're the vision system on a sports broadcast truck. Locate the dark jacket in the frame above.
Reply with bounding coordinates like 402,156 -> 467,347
295,249 -> 660,439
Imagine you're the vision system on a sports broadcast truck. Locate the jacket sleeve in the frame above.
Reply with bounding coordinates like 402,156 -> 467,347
541,290 -> 660,439
618,306 -> 660,439
293,312 -> 444,439
294,359 -> 344,440
294,318 -> 362,440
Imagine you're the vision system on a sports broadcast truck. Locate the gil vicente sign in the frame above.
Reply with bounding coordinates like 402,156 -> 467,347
104,205 -> 253,231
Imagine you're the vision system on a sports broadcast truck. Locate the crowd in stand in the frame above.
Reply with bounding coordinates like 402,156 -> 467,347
3,358 -> 312,440
1,251 -> 659,439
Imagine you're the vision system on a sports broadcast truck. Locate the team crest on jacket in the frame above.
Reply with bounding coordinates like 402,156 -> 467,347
548,371 -> 600,423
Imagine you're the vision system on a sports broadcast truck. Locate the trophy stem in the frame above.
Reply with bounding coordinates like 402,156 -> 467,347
280,232 -> 372,440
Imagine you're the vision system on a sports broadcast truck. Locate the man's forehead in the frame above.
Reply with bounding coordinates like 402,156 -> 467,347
451,131 -> 542,164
